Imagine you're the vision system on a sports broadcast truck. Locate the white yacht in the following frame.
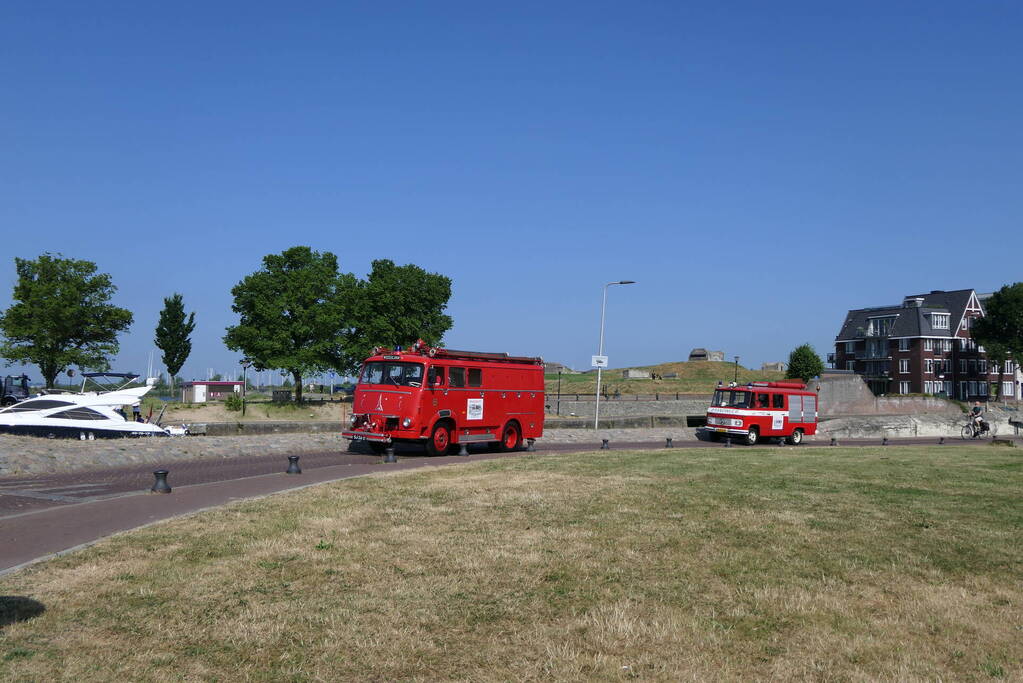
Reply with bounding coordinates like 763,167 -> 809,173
0,373 -> 170,439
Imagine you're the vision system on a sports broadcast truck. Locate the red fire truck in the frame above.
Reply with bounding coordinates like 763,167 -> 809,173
704,381 -> 819,445
342,340 -> 545,455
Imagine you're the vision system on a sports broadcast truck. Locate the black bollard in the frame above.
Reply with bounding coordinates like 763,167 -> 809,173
830,437 -> 837,447
724,437 -> 732,448
286,455 -> 302,474
526,438 -> 535,452
777,438 -> 785,447
938,437 -> 945,445
601,438 -> 609,450
458,443 -> 469,456
151,469 -> 171,494
383,448 -> 397,463
882,437 -> 889,446
665,437 -> 673,448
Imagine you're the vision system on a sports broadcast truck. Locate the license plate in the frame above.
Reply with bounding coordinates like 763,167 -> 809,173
715,428 -> 726,432
351,434 -> 366,440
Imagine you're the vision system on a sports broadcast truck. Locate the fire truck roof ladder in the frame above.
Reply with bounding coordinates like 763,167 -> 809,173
429,348 -> 543,364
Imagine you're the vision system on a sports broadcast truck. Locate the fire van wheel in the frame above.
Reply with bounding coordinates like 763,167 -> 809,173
786,429 -> 803,446
499,422 -> 522,452
0,397 -> 15,407
426,424 -> 451,456
368,442 -> 387,455
744,426 -> 759,446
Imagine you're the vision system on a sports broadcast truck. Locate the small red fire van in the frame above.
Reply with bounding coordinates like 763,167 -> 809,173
704,381 -> 819,445
342,340 -> 545,455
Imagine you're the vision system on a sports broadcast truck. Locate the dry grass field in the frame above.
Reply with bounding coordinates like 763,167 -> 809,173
1,445 -> 1021,680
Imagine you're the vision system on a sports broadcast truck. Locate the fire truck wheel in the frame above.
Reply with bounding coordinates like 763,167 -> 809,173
707,431 -> 720,442
499,422 -> 522,452
744,426 -> 759,446
786,429 -> 803,446
427,423 -> 451,456
369,442 -> 387,455
0,396 -> 15,407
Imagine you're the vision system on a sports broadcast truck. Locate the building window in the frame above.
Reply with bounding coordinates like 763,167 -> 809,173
979,382 -> 988,396
1004,381 -> 1015,398
979,360 -> 988,374
846,361 -> 855,371
845,341 -> 855,353
924,339 -> 933,351
899,381 -> 910,394
931,313 -> 950,329
899,359 -> 910,374
867,316 -> 897,337
1007,361 -> 1015,373
960,359 -> 967,373
898,338 -> 910,351
924,359 -> 933,374
941,339 -> 950,352
923,381 -> 932,394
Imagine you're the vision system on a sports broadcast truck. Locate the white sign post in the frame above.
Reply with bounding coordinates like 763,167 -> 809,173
591,355 -> 608,368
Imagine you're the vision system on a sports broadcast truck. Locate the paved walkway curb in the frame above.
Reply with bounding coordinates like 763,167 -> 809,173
0,452 -> 510,576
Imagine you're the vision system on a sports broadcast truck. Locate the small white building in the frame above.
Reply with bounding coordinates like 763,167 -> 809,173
181,381 -> 243,403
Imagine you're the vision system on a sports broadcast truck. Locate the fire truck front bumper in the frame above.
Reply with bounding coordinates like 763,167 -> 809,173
342,430 -> 391,443
707,427 -> 747,436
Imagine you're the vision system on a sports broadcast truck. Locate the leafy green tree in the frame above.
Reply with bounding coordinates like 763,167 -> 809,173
224,246 -> 355,403
0,253 -> 133,388
786,343 -> 824,382
972,283 -> 1023,401
344,259 -> 453,370
154,293 -> 195,395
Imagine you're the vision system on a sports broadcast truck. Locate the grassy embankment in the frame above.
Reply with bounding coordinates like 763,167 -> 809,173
1,444 -> 1020,680
545,360 -> 786,397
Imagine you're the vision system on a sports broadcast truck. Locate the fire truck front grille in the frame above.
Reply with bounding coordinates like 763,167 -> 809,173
385,417 -> 399,431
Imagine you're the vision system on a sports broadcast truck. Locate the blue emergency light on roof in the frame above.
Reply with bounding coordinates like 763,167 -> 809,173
395,346 -> 402,352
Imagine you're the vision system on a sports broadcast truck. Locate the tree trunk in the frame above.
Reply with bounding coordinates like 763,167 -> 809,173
293,370 -> 303,403
42,362 -> 59,390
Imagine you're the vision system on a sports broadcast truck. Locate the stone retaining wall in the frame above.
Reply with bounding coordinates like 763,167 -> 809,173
547,399 -> 708,418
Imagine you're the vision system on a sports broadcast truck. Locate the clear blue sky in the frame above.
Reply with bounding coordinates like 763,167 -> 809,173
2,1 -> 1021,383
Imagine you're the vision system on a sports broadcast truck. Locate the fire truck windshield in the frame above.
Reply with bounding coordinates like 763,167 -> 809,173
359,362 -> 424,387
711,389 -> 752,409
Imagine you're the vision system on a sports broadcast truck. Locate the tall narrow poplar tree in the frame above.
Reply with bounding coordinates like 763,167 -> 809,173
154,293 -> 196,395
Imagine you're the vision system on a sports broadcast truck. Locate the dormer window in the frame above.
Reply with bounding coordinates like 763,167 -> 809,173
931,313 -> 949,329
867,316 -> 896,337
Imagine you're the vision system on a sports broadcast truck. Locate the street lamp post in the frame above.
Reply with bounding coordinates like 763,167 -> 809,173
556,369 -> 562,416
594,280 -> 636,429
733,356 -> 740,384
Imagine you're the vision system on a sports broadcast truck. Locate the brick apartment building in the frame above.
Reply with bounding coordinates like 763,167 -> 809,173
833,289 -> 1019,400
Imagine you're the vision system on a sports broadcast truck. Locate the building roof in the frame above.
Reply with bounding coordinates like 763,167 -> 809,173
835,289 -> 980,341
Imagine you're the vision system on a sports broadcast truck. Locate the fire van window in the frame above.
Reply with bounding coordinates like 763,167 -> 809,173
450,367 -> 466,388
468,368 -> 482,387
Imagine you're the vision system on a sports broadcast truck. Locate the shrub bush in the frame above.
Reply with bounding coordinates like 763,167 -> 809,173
224,394 -> 243,411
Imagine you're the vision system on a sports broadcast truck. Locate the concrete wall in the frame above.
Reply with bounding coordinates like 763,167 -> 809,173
548,399 -> 709,418
816,374 -> 961,416
819,413 -> 1018,439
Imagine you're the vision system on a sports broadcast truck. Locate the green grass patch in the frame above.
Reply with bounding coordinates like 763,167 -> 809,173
1,445 -> 1021,680
547,360 -> 785,395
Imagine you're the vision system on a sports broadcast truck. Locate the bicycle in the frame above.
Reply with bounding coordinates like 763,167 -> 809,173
961,419 -> 990,440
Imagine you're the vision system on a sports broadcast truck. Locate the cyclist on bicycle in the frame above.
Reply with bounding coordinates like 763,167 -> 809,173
970,401 -> 988,434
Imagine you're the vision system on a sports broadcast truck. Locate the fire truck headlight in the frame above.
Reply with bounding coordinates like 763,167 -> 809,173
402,417 -> 412,428
349,413 -> 358,427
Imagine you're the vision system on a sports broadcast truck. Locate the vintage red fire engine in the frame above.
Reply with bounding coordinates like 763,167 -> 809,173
704,380 -> 819,445
343,340 -> 545,455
